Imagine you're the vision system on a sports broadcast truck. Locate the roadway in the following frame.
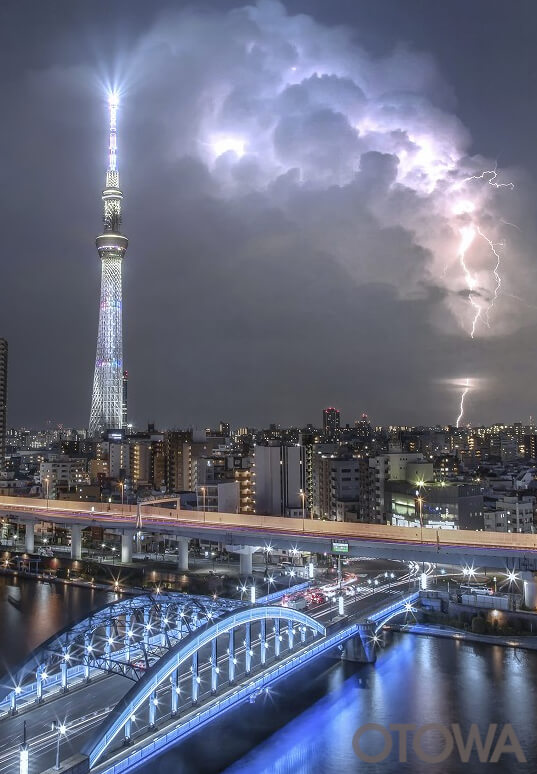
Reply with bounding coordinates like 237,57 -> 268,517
1,495 -> 536,570
0,574 -> 419,774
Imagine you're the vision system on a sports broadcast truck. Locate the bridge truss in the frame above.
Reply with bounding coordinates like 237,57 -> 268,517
0,592 -> 245,713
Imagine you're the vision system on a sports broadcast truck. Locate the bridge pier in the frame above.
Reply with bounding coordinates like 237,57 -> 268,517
124,717 -> 132,745
121,530 -> 133,563
274,620 -> 281,659
24,522 -> 34,553
177,537 -> 189,571
521,571 -> 537,609
340,625 -> 377,664
233,545 -> 255,576
70,524 -> 82,560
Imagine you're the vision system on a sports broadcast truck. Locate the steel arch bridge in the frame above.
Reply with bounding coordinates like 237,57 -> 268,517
84,605 -> 326,768
0,592 -> 245,713
0,589 -> 419,774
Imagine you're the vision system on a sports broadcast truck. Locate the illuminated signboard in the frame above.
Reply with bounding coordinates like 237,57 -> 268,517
331,541 -> 349,554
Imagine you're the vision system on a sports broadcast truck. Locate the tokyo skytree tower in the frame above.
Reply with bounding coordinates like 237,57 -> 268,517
88,93 -> 128,437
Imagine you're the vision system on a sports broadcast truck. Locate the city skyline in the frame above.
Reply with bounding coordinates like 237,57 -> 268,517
3,1 -> 537,430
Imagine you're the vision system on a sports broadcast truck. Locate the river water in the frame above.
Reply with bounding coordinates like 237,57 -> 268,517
1,576 -> 535,773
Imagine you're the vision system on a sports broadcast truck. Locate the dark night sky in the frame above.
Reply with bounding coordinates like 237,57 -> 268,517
2,0 -> 537,430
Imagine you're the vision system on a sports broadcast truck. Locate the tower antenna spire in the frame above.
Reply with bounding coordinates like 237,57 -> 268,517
89,92 -> 129,437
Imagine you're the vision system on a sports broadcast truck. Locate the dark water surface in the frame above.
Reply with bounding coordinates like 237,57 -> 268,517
0,576 -> 535,773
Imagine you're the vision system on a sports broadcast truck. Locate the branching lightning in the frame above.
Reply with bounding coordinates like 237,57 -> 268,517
462,169 -> 515,190
456,378 -> 470,428
450,167 -> 514,425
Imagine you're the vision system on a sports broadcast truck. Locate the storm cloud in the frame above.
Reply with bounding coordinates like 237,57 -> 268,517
2,0 -> 537,428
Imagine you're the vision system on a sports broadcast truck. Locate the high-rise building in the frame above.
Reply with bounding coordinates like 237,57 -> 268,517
89,93 -> 128,437
322,407 -> 340,436
0,339 -> 7,470
122,371 -> 128,428
252,442 -> 304,516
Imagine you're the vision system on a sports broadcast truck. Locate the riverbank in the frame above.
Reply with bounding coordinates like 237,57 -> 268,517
389,622 -> 537,651
0,566 -> 141,595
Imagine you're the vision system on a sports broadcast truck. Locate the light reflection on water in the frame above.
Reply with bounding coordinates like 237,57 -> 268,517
0,577 -> 535,774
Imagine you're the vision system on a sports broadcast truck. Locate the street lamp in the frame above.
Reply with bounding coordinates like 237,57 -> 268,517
416,493 -> 424,543
264,573 -> 275,596
120,481 -> 124,506
299,488 -> 305,521
44,476 -> 50,508
52,722 -> 67,770
19,721 -> 28,774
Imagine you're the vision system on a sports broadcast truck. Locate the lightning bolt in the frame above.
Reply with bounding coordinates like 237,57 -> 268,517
456,378 -> 470,428
449,168 -> 515,423
476,226 -> 503,325
463,168 -> 514,189
457,224 -> 482,338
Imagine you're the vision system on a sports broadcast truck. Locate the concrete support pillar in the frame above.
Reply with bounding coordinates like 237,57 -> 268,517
274,619 -> 281,659
341,627 -> 377,663
192,652 -> 199,703
359,630 -> 377,663
10,690 -> 17,715
239,546 -> 254,576
521,572 -> 537,609
260,619 -> 266,665
245,623 -> 251,675
70,524 -> 82,560
124,717 -> 132,744
211,639 -> 218,693
301,624 -> 307,644
149,691 -> 157,728
121,531 -> 133,564
171,669 -> 180,716
177,538 -> 189,572
24,522 -> 35,554
288,620 -> 294,650
228,630 -> 235,684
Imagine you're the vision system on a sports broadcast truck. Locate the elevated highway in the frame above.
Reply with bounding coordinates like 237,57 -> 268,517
1,495 -> 537,571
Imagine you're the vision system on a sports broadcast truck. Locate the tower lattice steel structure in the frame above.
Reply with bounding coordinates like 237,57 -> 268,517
89,93 -> 128,437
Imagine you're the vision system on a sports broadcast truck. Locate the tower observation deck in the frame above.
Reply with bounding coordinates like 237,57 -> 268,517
89,93 -> 128,437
